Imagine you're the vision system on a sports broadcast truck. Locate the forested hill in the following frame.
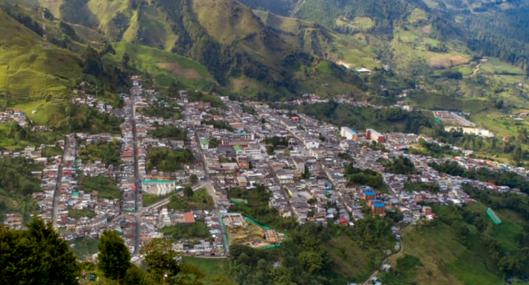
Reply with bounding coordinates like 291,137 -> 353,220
241,0 -> 529,71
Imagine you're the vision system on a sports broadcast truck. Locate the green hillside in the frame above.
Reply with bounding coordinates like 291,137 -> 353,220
108,42 -> 215,91
27,0 -> 373,97
0,7 -> 82,105
386,187 -> 529,285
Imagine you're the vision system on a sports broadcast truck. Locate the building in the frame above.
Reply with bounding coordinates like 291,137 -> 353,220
361,187 -> 376,200
487,208 -> 502,225
183,212 -> 196,224
366,129 -> 386,143
142,179 -> 177,196
340,127 -> 359,141
371,200 -> 385,216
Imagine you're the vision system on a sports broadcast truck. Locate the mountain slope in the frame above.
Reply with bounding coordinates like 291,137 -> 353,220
242,0 -> 529,71
0,4 -> 82,107
30,0 -> 368,97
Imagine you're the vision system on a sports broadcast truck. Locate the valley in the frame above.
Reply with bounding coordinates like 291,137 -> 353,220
2,0 -> 529,284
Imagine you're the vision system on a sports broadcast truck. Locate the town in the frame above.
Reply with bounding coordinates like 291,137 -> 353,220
2,76 -> 527,262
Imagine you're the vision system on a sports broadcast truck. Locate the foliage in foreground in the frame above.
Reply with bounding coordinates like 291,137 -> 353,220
0,218 -> 80,284
98,230 -> 131,280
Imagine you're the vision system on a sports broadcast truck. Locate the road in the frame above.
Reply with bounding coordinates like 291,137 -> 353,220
192,131 -> 230,255
362,226 -> 404,285
51,135 -> 73,227
131,95 -> 142,254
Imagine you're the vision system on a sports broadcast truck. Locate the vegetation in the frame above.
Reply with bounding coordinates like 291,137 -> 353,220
228,186 -> 296,230
264,136 -> 289,155
161,221 -> 210,240
68,208 -> 96,219
345,163 -> 386,191
433,128 -> 529,165
147,147 -> 194,172
409,139 -> 462,158
41,145 -> 63,158
380,254 -> 423,285
63,103 -> 123,134
141,239 -> 212,284
189,91 -> 225,108
143,193 -> 169,207
404,181 -> 440,193
0,156 -> 42,221
380,155 -> 417,174
167,189 -> 214,211
182,256 -> 236,285
98,230 -> 131,281
80,175 -> 120,200
230,218 -> 395,284
140,98 -> 181,120
110,42 -> 215,91
202,119 -> 234,131
0,218 -> 80,284
300,102 -> 434,135
208,137 -> 220,149
78,141 -> 121,167
142,239 -> 181,282
149,125 -> 187,141
0,123 -> 59,151
395,187 -> 529,284
431,161 -> 529,194
71,237 -> 99,260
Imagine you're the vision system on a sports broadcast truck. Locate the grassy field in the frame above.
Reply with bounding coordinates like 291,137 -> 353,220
71,237 -> 99,260
142,193 -> 170,207
110,42 -> 215,91
0,10 -> 82,125
324,235 -> 385,282
391,203 -> 529,285
182,256 -> 236,285
167,189 -> 214,211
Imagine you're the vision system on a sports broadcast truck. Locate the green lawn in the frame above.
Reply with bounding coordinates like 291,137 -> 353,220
161,221 -> 210,240
110,42 -> 215,91
392,202 -> 528,285
142,193 -> 169,207
71,237 -> 99,260
182,257 -> 236,285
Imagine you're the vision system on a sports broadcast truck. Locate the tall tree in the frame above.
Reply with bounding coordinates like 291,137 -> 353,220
98,230 -> 131,280
0,218 -> 80,284
142,238 -> 181,281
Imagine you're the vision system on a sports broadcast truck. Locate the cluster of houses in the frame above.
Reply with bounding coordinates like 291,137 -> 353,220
4,77 -> 529,262
0,109 -> 28,127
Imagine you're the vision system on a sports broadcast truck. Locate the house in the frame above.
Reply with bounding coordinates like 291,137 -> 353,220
340,127 -> 359,141
371,200 -> 385,216
183,212 -> 196,224
366,129 -> 386,143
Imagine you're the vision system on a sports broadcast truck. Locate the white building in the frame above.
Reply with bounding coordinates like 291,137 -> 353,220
340,127 -> 358,141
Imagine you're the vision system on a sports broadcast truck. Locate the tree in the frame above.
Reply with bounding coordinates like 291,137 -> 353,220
122,52 -> 130,69
190,174 -> 198,185
173,263 -> 206,285
0,218 -> 80,284
142,239 -> 181,281
124,264 -> 150,285
98,230 -> 131,280
184,186 -> 194,198
302,164 -> 311,179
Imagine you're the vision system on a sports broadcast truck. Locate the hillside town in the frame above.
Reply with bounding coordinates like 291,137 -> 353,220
2,76 -> 527,261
